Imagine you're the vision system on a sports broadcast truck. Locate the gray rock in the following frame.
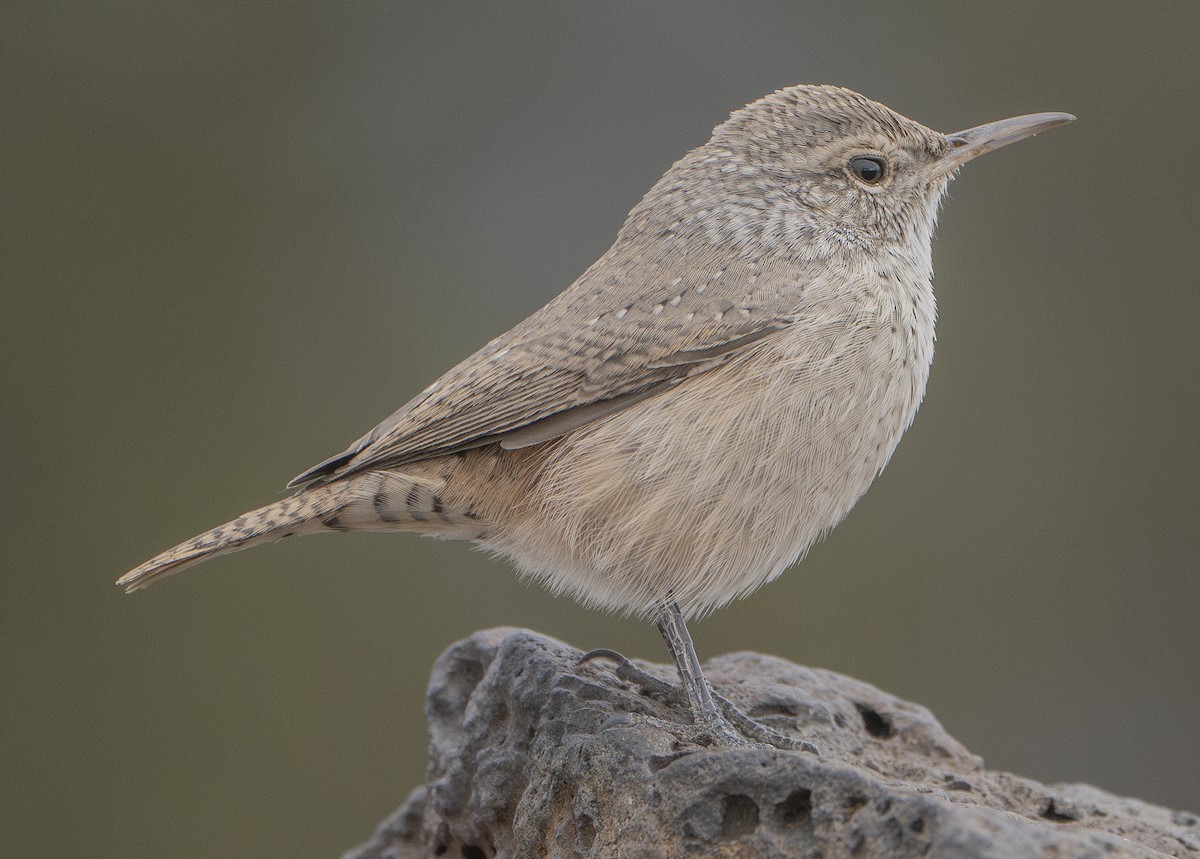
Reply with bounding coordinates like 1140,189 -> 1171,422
343,629 -> 1198,858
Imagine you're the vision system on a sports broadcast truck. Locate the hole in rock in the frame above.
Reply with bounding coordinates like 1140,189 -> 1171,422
1040,799 -> 1078,822
775,788 -> 813,827
855,703 -> 895,738
721,794 -> 760,838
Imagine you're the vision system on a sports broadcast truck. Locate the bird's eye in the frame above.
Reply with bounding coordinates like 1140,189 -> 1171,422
848,155 -> 887,185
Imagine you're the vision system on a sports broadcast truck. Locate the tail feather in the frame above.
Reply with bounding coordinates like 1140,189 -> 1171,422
118,481 -> 359,592
119,469 -> 488,593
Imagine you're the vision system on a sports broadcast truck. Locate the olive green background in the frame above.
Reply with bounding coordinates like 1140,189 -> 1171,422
4,2 -> 1198,857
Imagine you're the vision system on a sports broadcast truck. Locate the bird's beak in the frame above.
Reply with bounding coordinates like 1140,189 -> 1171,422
938,112 -> 1075,175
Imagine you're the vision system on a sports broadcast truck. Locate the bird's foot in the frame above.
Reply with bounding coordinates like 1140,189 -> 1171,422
579,648 -> 819,754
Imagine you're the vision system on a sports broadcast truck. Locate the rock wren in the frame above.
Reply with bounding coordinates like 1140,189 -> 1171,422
120,85 -> 1072,748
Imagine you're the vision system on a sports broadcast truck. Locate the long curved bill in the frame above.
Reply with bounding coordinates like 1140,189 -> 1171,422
938,112 -> 1075,175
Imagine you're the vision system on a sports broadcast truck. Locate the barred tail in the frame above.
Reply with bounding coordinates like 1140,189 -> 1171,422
118,469 -> 487,593
117,481 -> 360,592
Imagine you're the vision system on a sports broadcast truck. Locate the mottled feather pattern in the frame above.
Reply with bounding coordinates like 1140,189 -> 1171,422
313,252 -> 816,479
481,251 -> 937,618
293,87 -> 948,483
119,469 -> 486,591
122,85 -> 962,616
117,81 -> 1075,754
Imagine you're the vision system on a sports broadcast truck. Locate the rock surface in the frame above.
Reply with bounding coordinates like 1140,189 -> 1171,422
343,629 -> 1198,858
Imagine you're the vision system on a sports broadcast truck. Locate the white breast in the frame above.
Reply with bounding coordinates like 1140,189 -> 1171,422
485,264 -> 937,620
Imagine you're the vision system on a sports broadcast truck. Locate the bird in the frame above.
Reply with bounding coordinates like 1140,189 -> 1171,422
119,84 -> 1073,749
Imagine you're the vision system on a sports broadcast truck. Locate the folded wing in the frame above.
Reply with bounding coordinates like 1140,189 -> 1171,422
291,248 -> 809,487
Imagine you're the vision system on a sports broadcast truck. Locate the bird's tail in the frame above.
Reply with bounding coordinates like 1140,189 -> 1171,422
117,470 -> 482,592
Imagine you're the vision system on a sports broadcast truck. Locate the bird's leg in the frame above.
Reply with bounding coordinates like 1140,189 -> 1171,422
656,601 -> 817,751
654,600 -> 731,738
580,602 -> 817,752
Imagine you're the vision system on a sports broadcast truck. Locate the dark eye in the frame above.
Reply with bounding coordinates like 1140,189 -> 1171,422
848,155 -> 887,185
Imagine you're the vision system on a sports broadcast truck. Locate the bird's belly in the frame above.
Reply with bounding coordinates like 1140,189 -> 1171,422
484,309 -> 934,619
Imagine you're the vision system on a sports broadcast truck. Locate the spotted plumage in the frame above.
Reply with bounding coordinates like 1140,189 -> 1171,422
119,84 -> 1071,749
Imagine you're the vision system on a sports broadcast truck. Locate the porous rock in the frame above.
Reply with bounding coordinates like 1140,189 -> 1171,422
343,629 -> 1198,858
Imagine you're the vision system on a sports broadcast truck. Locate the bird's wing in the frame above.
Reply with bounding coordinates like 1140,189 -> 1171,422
290,250 -> 806,487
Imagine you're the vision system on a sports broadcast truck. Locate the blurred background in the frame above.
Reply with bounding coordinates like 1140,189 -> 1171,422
3,2 -> 1198,856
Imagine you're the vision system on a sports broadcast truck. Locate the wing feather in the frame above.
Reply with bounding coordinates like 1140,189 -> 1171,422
290,240 -> 811,487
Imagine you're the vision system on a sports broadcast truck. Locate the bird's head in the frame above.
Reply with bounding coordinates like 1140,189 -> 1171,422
697,84 -> 1073,255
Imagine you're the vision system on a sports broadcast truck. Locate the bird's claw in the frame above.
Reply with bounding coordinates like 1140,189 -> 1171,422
579,647 -> 819,754
579,647 -> 681,700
